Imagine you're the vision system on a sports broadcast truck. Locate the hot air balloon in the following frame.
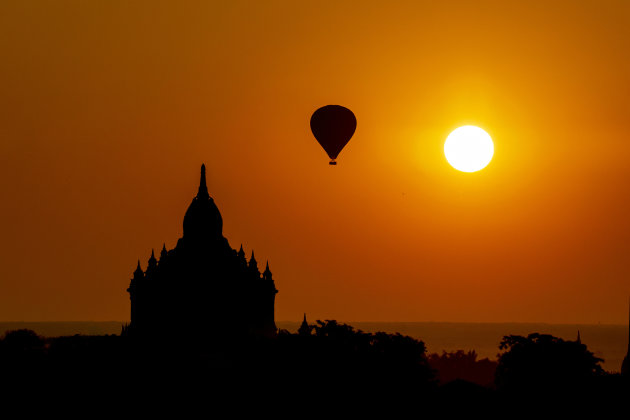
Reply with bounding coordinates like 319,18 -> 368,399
310,105 -> 356,165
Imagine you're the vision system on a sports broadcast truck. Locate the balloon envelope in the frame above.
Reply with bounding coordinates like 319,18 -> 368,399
310,105 -> 356,164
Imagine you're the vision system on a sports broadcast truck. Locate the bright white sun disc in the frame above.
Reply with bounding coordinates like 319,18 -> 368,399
444,126 -> 494,172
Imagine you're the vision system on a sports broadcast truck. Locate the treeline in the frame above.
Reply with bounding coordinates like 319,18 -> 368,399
0,321 -> 627,403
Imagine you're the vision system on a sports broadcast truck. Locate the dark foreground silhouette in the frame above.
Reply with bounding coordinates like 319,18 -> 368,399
428,350 -> 497,387
111,165 -> 626,411
1,323 -> 628,412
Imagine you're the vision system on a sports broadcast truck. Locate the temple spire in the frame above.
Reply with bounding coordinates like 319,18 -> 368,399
576,330 -> 581,344
197,164 -> 209,199
298,313 -> 311,336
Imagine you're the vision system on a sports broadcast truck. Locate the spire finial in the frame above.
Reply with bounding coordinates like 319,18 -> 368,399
262,260 -> 272,279
577,330 -> 581,344
136,260 -> 141,270
197,164 -> 209,198
303,313 -> 307,322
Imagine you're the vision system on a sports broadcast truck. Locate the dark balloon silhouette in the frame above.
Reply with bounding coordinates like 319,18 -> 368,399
310,105 -> 356,165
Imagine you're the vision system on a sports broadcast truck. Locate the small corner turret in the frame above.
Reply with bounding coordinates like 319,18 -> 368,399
248,250 -> 260,276
263,261 -> 272,281
133,260 -> 143,279
160,243 -> 168,262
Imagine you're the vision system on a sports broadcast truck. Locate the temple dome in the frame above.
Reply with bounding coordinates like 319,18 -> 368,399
183,164 -> 223,240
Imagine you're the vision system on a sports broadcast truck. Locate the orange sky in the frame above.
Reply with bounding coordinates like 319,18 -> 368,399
1,0 -> 629,323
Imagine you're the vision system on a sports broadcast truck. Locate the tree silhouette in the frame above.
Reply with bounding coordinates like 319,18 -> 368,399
428,350 -> 497,386
0,329 -> 47,383
0,329 -> 45,356
495,333 -> 604,394
305,320 -> 435,391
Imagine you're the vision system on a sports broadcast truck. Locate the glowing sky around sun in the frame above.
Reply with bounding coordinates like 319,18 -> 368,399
0,0 -> 629,324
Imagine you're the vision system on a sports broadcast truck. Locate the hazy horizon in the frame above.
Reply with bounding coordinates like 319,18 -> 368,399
1,320 -> 627,326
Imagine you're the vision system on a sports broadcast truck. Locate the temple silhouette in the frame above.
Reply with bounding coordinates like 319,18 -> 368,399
126,164 -> 278,339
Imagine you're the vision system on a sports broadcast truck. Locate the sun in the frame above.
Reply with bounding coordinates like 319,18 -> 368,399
444,126 -> 494,172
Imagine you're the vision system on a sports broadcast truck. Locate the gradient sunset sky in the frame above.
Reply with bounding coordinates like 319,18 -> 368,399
1,1 -> 629,323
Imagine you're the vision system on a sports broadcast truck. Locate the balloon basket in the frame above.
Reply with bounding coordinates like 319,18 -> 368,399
329,160 -> 337,166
